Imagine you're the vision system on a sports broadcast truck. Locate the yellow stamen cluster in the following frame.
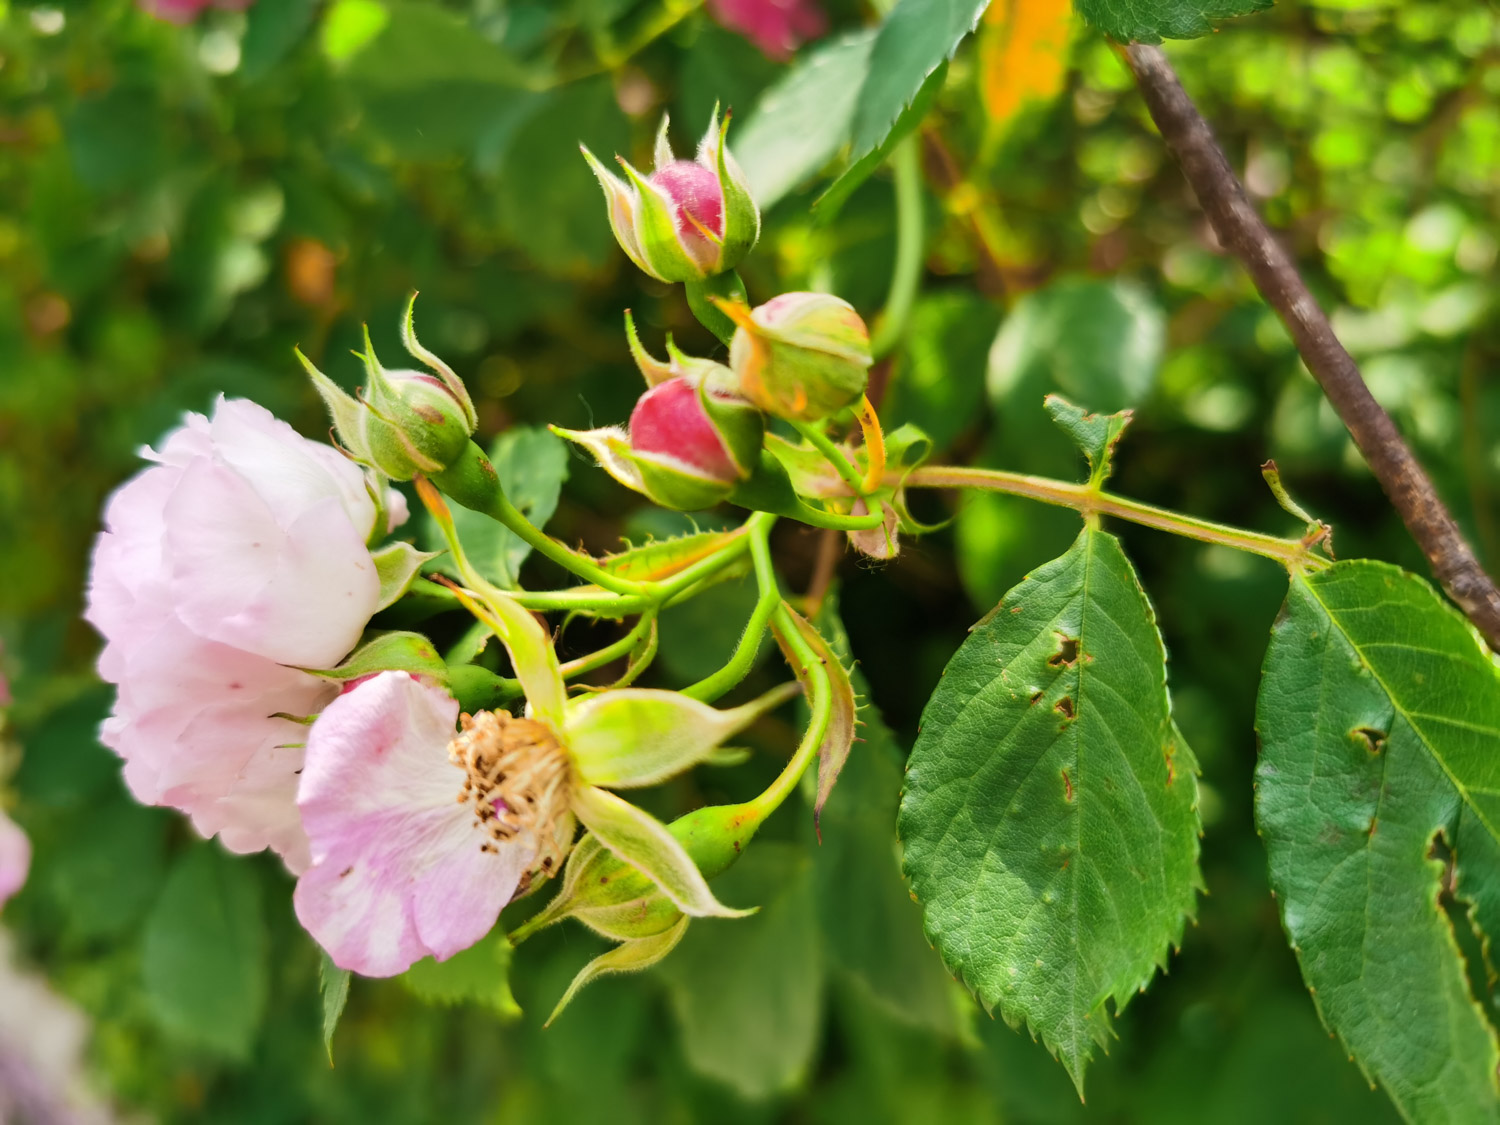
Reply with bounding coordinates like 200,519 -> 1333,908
449,710 -> 572,878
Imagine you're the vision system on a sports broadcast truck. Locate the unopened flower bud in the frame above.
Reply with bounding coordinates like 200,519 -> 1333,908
628,376 -> 763,511
299,296 -> 477,481
582,108 -> 759,283
721,292 -> 872,423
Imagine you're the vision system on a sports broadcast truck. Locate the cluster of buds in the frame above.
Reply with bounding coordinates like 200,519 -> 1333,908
582,110 -> 759,284
299,297 -> 477,482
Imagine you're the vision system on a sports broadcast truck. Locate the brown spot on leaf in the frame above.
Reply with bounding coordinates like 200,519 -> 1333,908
1054,696 -> 1075,720
1352,727 -> 1386,755
1062,769 -> 1074,802
1030,690 -> 1044,706
1048,634 -> 1080,668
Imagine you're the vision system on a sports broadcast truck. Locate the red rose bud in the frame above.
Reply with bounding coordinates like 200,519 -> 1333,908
299,295 -> 477,481
721,292 -> 872,423
581,108 -> 759,284
627,376 -> 763,511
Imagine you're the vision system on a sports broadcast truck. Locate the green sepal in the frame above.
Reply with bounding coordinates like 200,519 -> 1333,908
696,377 -> 764,479
296,630 -> 447,682
617,157 -> 710,282
570,785 -> 752,920
580,144 -> 649,272
567,681 -> 800,789
770,606 -> 857,828
544,915 -> 689,1027
706,106 -> 759,269
633,452 -> 736,512
371,541 -> 439,611
296,347 -> 372,463
1045,394 -> 1133,489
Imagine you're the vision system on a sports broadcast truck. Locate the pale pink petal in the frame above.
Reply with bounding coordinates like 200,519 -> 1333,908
385,487 -> 410,533
294,673 -> 532,977
164,462 -> 378,668
0,811 -> 30,909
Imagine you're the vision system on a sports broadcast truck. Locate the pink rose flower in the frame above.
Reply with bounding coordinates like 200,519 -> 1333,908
138,0 -> 252,24
0,811 -> 28,910
707,0 -> 827,60
86,397 -> 405,872
293,673 -> 542,977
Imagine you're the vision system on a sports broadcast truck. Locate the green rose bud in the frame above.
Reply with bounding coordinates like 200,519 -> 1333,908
719,292 -> 873,423
298,294 -> 477,481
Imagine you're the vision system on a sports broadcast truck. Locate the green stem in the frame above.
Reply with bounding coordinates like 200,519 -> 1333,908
789,422 -> 866,497
745,604 -> 832,821
792,502 -> 886,532
681,517 -> 781,702
905,465 -> 1331,571
432,443 -> 645,597
870,136 -> 925,360
559,611 -> 658,680
684,270 -> 747,347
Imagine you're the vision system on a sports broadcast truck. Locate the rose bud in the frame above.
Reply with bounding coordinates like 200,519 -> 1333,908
628,375 -> 763,510
719,292 -> 873,423
299,295 -> 477,481
581,108 -> 759,284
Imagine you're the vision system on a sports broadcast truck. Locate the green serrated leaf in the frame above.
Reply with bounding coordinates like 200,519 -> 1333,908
1044,395 -> 1133,488
899,526 -> 1201,1090
142,846 -> 268,1059
848,0 -> 989,164
1074,0 -> 1274,44
398,936 -> 521,1016
1256,560 -> 1500,1121
320,952 -> 350,1061
424,426 -> 569,589
734,31 -> 878,210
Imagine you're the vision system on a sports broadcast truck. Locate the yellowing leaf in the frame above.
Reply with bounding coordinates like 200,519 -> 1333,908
978,0 -> 1074,136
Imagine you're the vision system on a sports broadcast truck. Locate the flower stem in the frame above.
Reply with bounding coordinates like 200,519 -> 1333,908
869,135 -> 925,360
744,603 -> 832,822
684,270 -> 747,347
681,516 -> 781,702
432,443 -> 645,597
905,465 -> 1330,571
560,610 -> 659,682
789,421 -> 866,496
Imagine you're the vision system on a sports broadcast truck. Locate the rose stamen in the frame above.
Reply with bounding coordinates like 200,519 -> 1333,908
449,710 -> 571,871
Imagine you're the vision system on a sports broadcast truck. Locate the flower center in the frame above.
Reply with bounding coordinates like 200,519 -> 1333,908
449,710 -> 572,875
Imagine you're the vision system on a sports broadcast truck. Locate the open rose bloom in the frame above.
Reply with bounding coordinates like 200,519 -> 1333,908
293,490 -> 796,977
85,397 -> 413,871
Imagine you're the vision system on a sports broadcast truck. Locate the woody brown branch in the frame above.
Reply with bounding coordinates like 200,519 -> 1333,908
1124,43 -> 1500,651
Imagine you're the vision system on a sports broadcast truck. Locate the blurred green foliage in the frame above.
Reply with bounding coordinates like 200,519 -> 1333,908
0,0 -> 1496,1120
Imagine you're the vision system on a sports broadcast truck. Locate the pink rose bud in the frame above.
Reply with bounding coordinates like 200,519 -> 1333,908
299,296 -> 477,481
627,376 -> 763,511
721,292 -> 873,423
582,108 -> 759,283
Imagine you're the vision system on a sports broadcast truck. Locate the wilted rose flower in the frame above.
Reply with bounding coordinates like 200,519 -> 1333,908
85,397 -> 408,872
707,0 -> 827,60
294,567 -> 795,976
0,810 -> 28,910
582,111 -> 759,283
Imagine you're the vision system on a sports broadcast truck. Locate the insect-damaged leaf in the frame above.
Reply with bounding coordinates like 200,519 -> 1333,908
1256,560 -> 1500,1121
898,525 -> 1201,1091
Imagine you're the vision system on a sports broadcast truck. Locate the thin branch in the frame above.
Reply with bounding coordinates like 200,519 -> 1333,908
1124,43 -> 1500,650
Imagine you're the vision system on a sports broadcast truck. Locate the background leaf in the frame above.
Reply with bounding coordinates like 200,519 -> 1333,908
657,843 -> 824,1099
1073,0 -> 1274,44
141,845 -> 269,1059
1256,560 -> 1500,1120
899,526 -> 1201,1088
398,935 -> 521,1015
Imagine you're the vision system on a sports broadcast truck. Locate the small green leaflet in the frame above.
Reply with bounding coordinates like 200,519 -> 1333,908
142,846 -> 269,1059
898,524 -> 1201,1090
424,426 -> 569,588
1074,0 -> 1273,45
320,952 -> 350,1061
1256,560 -> 1500,1121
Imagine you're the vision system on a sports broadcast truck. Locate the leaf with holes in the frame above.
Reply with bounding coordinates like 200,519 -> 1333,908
1256,560 -> 1500,1121
1074,0 -> 1273,44
898,524 -> 1201,1091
